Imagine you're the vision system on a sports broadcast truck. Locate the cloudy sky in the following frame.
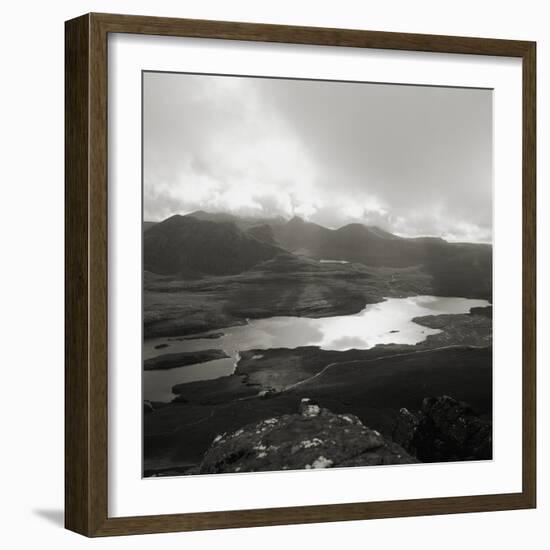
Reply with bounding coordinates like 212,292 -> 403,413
143,72 -> 492,242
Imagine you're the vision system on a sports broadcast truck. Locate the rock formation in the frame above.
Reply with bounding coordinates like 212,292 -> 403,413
199,398 -> 416,474
393,395 -> 492,462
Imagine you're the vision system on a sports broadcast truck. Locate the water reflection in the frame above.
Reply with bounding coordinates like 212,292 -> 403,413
143,295 -> 489,402
319,259 -> 349,264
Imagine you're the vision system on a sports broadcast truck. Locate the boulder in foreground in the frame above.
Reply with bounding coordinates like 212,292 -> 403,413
199,398 -> 416,474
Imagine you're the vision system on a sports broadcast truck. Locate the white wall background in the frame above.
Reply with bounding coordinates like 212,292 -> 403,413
0,0 -> 546,548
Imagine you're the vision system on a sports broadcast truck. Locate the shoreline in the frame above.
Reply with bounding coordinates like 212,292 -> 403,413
144,305 -> 492,475
144,258 -> 492,340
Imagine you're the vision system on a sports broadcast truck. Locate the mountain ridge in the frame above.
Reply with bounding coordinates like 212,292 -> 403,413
144,214 -> 286,276
143,211 -> 492,299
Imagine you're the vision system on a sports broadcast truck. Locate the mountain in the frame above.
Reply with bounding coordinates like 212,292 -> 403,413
246,224 -> 277,245
187,210 -> 286,231
144,212 -> 492,299
271,216 -> 332,254
269,216 -> 491,298
143,221 -> 157,232
185,210 -> 238,225
144,215 -> 284,276
271,217 -> 422,266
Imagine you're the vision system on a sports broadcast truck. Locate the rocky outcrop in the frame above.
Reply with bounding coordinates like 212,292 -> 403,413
393,395 -> 492,462
199,399 -> 416,474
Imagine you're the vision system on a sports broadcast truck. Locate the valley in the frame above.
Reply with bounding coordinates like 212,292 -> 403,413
142,211 -> 493,476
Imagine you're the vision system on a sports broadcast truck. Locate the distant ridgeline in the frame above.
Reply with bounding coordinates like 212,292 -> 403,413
143,211 -> 492,300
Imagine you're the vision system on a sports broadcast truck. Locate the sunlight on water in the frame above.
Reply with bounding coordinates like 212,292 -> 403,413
143,295 -> 489,402
319,259 -> 349,264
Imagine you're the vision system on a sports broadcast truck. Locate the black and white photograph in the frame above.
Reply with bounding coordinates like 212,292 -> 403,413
142,71 -> 493,477
1,0 -> 543,544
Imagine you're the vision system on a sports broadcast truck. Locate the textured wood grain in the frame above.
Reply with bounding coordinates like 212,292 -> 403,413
521,42 -> 537,508
65,14 -> 91,535
65,12 -> 537,537
92,12 -> 533,56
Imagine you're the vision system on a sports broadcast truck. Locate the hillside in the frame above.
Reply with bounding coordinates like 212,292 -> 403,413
271,216 -> 448,266
143,221 -> 157,232
187,210 -> 286,231
270,216 -> 491,299
143,215 -> 285,276
144,211 -> 492,300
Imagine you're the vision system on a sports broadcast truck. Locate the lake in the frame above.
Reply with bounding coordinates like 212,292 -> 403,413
143,295 -> 490,402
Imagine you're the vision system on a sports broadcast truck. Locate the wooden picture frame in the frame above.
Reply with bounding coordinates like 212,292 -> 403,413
65,12 -> 536,537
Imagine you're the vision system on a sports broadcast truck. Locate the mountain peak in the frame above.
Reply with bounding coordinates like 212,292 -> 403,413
336,223 -> 368,234
144,215 -> 282,276
161,214 -> 187,224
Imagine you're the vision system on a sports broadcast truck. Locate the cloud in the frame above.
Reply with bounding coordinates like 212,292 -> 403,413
143,72 -> 317,221
143,72 -> 492,242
